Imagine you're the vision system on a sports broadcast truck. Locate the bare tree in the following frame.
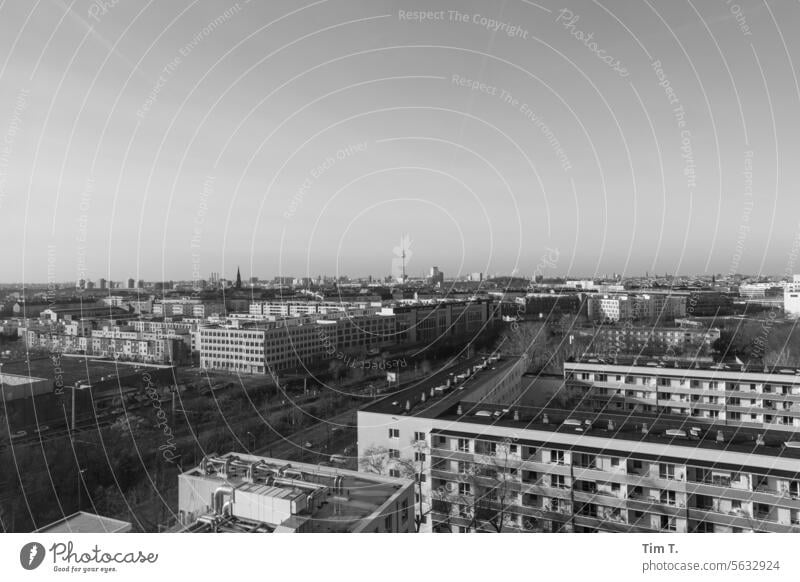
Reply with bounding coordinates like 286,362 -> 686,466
476,442 -> 518,532
358,444 -> 389,475
394,438 -> 430,531
441,440 -> 519,533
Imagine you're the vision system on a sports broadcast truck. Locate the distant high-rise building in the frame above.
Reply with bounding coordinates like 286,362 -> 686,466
127,278 -> 135,289
99,278 -> 107,289
429,266 -> 444,285
137,279 -> 145,289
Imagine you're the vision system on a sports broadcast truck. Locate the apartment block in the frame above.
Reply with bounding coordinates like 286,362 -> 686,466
564,360 -> 800,432
358,360 -> 800,533
379,299 -> 498,344
577,326 -> 721,358
587,293 -> 687,323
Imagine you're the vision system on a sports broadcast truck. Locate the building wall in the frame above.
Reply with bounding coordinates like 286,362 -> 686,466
359,410 -> 800,533
564,362 -> 800,432
785,282 -> 800,317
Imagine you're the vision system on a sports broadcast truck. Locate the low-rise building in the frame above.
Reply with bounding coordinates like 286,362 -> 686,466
177,454 -> 414,533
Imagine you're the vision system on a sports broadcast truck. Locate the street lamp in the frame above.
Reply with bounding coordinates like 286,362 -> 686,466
76,468 -> 87,511
247,431 -> 255,451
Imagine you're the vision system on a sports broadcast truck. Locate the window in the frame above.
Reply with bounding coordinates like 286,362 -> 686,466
389,448 -> 400,459
414,452 -> 426,462
660,490 -> 676,505
660,515 -> 676,532
550,450 -> 565,465
384,515 -> 392,531
413,431 -> 426,442
389,428 -> 400,439
659,463 -> 675,480
457,438 -> 470,453
550,474 -> 566,488
389,468 -> 400,478
458,482 -> 471,496
401,499 -> 409,522
457,461 -> 471,474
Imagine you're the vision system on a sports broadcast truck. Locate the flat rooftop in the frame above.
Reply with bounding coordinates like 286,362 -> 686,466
1,355 -> 173,386
180,454 -> 410,533
0,372 -> 48,386
35,511 -> 131,533
566,357 -> 800,378
431,377 -> 800,467
365,361 -> 800,467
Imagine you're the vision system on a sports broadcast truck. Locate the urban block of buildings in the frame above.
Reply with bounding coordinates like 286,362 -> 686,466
358,356 -> 800,533
176,454 -> 415,533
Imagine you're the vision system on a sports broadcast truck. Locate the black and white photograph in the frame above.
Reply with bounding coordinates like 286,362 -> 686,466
1,1 -> 800,580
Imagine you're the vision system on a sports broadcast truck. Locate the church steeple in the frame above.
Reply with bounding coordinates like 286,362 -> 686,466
235,267 -> 242,289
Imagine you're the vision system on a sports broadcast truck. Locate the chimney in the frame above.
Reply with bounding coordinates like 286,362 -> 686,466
456,404 -> 463,415
716,430 -> 724,443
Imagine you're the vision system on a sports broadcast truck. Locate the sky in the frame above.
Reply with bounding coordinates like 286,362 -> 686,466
1,0 -> 800,283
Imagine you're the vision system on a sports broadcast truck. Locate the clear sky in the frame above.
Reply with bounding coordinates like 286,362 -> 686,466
1,0 -> 799,284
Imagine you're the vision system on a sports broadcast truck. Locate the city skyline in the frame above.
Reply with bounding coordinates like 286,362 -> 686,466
2,1 -> 800,282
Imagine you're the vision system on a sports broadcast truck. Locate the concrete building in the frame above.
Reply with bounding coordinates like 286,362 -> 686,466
152,297 -> 226,318
587,293 -> 686,323
358,359 -> 800,533
357,354 -> 528,532
429,266 -> 444,285
577,326 -> 721,358
199,319 -> 330,373
0,370 -> 51,401
784,275 -> 800,318
248,300 -> 375,317
199,311 -> 397,374
378,299 -> 498,345
177,454 -> 414,533
563,360 -> 800,432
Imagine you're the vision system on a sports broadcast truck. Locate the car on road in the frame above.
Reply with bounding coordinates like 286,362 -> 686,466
330,454 -> 347,465
34,425 -> 50,433
11,430 -> 27,439
304,441 -> 313,448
